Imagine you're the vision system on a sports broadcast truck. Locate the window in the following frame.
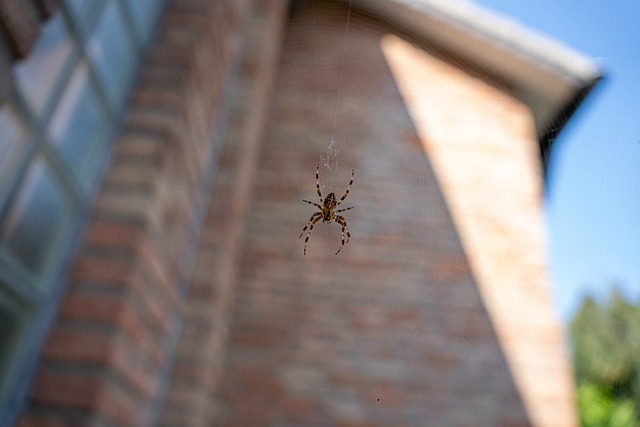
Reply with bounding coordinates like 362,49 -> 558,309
0,1 -> 167,424
0,106 -> 29,202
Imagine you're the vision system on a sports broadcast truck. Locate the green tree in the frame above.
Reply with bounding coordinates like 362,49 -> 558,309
570,290 -> 640,427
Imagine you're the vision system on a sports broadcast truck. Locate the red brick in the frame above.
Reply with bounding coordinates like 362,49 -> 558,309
60,288 -> 164,357
70,254 -> 136,285
338,421 -> 379,427
84,220 -> 145,251
17,414 -> 87,427
278,396 -> 317,417
42,327 -> 114,364
30,371 -> 100,409
31,370 -> 144,425
69,244 -> 177,340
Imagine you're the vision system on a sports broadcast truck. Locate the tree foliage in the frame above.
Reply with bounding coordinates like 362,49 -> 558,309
570,291 -> 640,427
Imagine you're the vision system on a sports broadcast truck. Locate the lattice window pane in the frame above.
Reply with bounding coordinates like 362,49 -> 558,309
13,13 -> 75,117
88,0 -> 136,109
48,62 -> 110,190
126,0 -> 165,44
0,105 -> 29,198
2,158 -> 74,278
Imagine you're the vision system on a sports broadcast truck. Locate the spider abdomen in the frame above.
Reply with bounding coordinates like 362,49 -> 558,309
323,192 -> 337,209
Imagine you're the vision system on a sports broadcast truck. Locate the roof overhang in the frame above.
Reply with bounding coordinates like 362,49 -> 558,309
344,0 -> 604,174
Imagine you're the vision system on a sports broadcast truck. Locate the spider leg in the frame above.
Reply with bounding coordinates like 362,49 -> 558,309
315,164 -> 323,204
300,212 -> 322,256
335,169 -> 354,207
299,212 -> 321,239
334,206 -> 354,214
302,199 -> 323,209
334,215 -> 351,255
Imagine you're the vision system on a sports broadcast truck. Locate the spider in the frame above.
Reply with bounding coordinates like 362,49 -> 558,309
299,164 -> 354,255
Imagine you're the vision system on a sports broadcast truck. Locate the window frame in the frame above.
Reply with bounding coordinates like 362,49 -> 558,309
0,0 -> 168,424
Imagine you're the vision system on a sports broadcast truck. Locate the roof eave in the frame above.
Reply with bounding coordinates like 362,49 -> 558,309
347,0 -> 604,177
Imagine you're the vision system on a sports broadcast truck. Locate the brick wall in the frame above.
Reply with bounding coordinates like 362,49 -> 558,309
215,3 -> 576,427
158,1 -> 287,426
17,0 -> 256,425
380,34 -> 578,427
14,1 -> 577,426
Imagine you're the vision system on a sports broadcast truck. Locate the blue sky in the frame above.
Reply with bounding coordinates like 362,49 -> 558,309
476,0 -> 640,320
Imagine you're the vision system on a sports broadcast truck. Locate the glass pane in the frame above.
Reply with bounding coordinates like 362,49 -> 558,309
0,106 -> 29,197
13,12 -> 75,116
2,158 -> 74,277
126,0 -> 164,44
0,297 -> 29,376
0,295 -> 31,396
88,0 -> 136,109
48,62 -> 110,190
65,0 -> 104,35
